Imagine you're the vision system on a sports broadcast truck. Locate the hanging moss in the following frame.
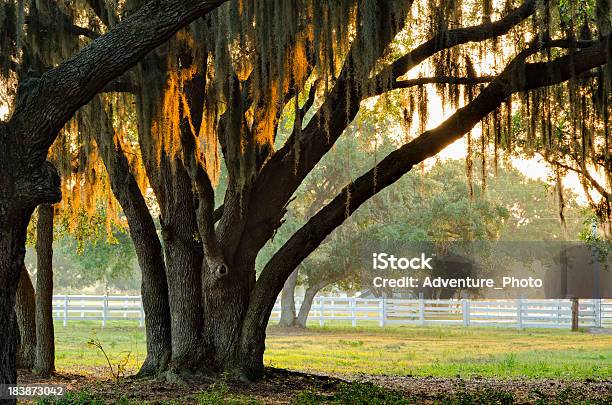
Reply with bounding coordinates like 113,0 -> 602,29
480,121 -> 487,193
466,130 -> 474,199
2,0 -> 611,237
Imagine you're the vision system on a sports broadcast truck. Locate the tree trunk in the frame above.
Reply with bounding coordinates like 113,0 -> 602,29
0,0 -> 228,395
156,163 -> 204,371
201,258 -> 255,375
0,206 -> 33,405
34,204 -> 55,376
296,282 -> 327,328
15,266 -> 36,369
571,298 -> 579,331
136,58 -> 206,371
93,103 -> 172,375
278,270 -> 298,327
163,224 -> 204,370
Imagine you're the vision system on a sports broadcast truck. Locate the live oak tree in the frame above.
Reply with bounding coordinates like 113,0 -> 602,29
92,0 -> 610,379
1,0 -> 611,392
0,0 -> 227,399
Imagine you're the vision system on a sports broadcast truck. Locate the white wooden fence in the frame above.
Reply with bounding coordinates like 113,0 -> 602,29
52,295 -> 612,330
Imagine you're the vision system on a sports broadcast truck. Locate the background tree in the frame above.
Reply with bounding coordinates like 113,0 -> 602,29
14,267 -> 35,369
34,204 -> 54,376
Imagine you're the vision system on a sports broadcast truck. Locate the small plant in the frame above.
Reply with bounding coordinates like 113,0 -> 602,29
499,353 -> 517,370
87,331 -> 132,380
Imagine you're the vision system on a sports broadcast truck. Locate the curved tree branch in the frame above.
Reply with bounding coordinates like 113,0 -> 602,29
379,75 -> 495,94
237,0 -> 414,259
372,0 -> 541,89
244,35 -> 612,335
541,153 -> 612,201
240,0 -> 539,261
6,0 -> 228,171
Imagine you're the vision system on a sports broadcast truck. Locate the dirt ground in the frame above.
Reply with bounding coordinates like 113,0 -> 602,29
16,368 -> 612,404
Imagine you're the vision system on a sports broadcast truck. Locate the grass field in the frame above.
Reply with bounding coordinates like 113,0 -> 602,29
53,321 -> 611,380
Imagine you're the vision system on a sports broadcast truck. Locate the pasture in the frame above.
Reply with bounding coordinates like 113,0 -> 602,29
52,322 -> 611,379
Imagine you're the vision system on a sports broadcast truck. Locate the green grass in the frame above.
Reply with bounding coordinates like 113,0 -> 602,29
53,321 -> 612,379
294,382 -> 521,405
195,383 -> 263,405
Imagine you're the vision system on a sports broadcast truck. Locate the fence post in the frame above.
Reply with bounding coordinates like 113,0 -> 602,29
517,298 -> 523,330
379,298 -> 387,327
102,295 -> 108,327
419,293 -> 425,326
351,297 -> 356,327
462,299 -> 470,327
594,299 -> 602,328
63,295 -> 68,327
319,297 -> 324,327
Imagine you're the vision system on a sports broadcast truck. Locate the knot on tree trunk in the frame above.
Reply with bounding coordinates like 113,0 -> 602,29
207,255 -> 229,280
15,161 -> 62,209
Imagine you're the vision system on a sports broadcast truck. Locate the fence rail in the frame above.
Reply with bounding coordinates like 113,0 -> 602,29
52,295 -> 612,329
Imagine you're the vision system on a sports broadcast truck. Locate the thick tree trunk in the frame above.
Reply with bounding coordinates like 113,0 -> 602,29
0,208 -> 33,405
34,204 -> 55,376
0,1 -> 227,396
278,270 -> 298,327
93,104 -> 172,375
201,258 -> 255,375
237,294 -> 268,381
15,266 -> 36,369
157,164 -> 204,371
136,56 -> 206,371
163,224 -> 204,370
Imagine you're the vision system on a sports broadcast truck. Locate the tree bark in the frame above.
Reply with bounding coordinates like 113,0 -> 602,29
278,270 -> 298,327
15,266 -> 36,369
296,284 -> 322,328
93,101 -> 172,375
34,204 -> 55,376
0,196 -> 35,404
201,257 -> 255,374
162,214 -> 204,370
571,298 -> 580,331
134,47 -> 208,371
140,129 -> 205,372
